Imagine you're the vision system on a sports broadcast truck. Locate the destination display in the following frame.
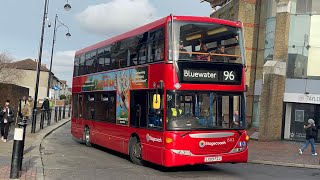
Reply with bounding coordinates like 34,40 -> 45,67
178,62 -> 242,85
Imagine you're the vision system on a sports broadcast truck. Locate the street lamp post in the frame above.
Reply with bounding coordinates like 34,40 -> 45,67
31,0 -> 71,133
47,14 -> 71,98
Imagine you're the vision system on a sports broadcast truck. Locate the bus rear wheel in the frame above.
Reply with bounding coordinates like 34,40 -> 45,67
83,127 -> 92,147
129,137 -> 144,166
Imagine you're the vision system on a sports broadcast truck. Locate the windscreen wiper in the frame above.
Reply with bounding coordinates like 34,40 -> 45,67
234,128 -> 243,136
180,129 -> 196,138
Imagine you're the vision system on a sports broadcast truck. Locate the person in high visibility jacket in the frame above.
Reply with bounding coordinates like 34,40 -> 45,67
169,98 -> 183,120
171,106 -> 182,117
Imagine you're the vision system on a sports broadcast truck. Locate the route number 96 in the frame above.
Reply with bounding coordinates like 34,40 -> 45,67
223,71 -> 235,81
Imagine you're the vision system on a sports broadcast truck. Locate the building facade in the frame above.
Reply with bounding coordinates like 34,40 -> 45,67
4,59 -> 67,103
205,0 -> 320,142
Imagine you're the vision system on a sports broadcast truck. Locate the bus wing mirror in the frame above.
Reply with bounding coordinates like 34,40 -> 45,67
152,94 -> 161,110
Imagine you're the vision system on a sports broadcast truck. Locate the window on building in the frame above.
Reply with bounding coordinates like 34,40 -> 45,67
287,47 -> 308,79
266,0 -> 277,18
306,15 -> 320,79
287,14 -> 313,79
264,17 -> 276,63
294,0 -> 312,14
312,0 -> 320,14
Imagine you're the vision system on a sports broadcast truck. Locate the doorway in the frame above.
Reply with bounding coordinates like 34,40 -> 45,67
130,90 -> 148,128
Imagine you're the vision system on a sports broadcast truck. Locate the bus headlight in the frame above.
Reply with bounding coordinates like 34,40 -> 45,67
230,141 -> 247,153
230,147 -> 246,153
171,149 -> 193,156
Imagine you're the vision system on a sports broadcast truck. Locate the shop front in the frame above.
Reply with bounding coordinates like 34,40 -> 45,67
283,93 -> 320,142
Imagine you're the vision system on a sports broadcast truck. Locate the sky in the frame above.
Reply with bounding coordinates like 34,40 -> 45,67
0,0 -> 212,86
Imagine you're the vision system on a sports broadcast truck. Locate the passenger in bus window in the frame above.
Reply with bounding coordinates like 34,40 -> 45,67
178,41 -> 190,60
212,45 -> 236,62
196,43 -> 211,61
231,110 -> 239,128
155,46 -> 163,61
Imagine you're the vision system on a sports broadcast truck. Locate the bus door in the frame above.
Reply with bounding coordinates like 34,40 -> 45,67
78,94 -> 84,133
71,94 -> 83,139
130,90 -> 164,164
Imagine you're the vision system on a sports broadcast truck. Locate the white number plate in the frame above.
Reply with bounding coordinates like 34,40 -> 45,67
204,156 -> 222,162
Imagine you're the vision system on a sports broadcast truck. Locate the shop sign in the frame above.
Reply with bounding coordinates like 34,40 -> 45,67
284,93 -> 320,105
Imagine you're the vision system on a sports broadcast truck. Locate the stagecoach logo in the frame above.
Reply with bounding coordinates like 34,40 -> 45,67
146,134 -> 162,143
199,140 -> 226,148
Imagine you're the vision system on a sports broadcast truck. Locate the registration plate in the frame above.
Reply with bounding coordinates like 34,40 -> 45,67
204,156 -> 222,162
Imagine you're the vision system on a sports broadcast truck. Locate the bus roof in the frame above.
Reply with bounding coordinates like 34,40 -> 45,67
75,15 -> 242,56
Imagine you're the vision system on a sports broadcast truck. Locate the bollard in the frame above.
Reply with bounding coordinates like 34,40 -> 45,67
58,107 -> 62,121
18,118 -> 27,171
31,109 -> 37,133
63,105 -> 66,119
47,109 -> 51,126
10,128 -> 24,179
68,105 -> 71,117
40,109 -> 45,129
54,107 -> 58,122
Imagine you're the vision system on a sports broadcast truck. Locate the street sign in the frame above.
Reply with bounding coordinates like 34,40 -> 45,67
53,85 -> 59,91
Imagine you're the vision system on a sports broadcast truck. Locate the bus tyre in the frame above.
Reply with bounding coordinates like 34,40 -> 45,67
83,127 -> 92,147
129,137 -> 144,166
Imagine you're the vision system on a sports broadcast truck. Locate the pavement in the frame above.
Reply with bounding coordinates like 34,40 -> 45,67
0,112 -> 71,180
1,120 -> 319,180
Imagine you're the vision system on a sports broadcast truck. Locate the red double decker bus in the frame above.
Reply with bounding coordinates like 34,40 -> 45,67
71,15 -> 249,167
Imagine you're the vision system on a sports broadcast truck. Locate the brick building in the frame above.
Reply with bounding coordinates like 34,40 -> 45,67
204,0 -> 320,142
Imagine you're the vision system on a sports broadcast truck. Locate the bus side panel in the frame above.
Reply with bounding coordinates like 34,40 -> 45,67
137,129 -> 164,166
90,122 -> 133,155
71,117 -> 83,140
111,125 -> 132,154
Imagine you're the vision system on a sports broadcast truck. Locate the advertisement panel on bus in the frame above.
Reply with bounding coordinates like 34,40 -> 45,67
80,67 -> 148,125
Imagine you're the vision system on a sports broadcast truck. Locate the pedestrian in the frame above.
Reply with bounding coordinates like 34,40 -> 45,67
299,119 -> 317,156
41,97 -> 50,120
18,96 -> 31,120
0,100 -> 15,142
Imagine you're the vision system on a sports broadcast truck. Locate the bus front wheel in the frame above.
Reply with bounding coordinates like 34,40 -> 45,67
83,127 -> 92,147
129,137 -> 144,166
